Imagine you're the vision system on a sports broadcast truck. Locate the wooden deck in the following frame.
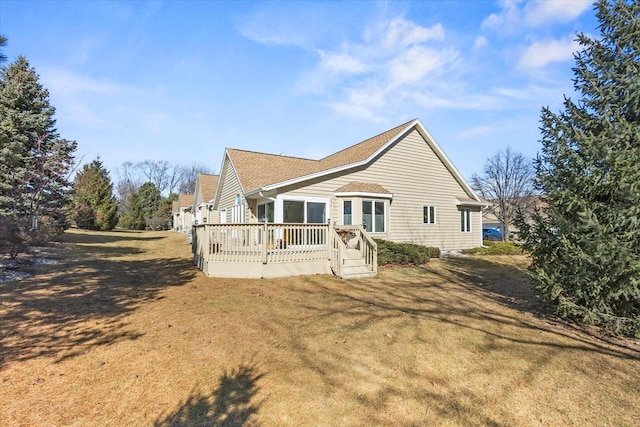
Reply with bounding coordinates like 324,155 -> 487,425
192,223 -> 377,279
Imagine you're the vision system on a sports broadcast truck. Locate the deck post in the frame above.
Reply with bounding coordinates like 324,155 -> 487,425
262,222 -> 268,264
203,224 -> 210,263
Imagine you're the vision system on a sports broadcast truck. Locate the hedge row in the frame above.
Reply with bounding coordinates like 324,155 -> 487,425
374,239 -> 440,265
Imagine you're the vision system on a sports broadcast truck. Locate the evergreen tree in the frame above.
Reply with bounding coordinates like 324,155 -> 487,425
116,182 -> 161,230
137,181 -> 162,225
520,0 -> 640,336
72,158 -> 118,231
117,190 -> 146,230
0,56 -> 77,245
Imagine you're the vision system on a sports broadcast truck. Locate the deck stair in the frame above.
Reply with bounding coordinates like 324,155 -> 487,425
339,248 -> 377,279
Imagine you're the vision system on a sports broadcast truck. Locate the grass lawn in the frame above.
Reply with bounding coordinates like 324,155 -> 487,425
1,229 -> 639,426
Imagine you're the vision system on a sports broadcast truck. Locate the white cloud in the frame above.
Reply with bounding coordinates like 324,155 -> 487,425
238,22 -> 307,47
481,1 -> 522,34
412,91 -> 505,111
318,50 -> 367,74
482,0 -> 591,34
518,37 -> 579,69
329,84 -> 387,122
473,36 -> 488,50
524,0 -> 592,26
389,46 -> 459,86
298,17 -> 460,121
455,125 -> 497,140
382,19 -> 444,49
41,67 -> 126,96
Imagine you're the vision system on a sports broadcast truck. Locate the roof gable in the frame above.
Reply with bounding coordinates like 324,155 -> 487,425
177,193 -> 193,208
223,118 -> 480,202
195,173 -> 219,204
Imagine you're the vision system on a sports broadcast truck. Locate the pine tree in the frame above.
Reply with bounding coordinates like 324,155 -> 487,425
0,56 -> 77,245
520,0 -> 640,336
72,159 -> 118,231
137,181 -> 162,227
118,190 -> 146,230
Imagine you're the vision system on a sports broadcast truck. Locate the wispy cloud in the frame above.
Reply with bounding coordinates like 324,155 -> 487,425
380,18 -> 445,48
524,0 -> 592,26
318,50 -> 367,74
482,0 -> 591,34
518,36 -> 580,69
41,67 -> 126,96
296,17 -> 459,121
455,125 -> 497,140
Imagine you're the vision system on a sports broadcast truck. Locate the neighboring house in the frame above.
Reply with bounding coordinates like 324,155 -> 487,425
192,173 -> 220,225
172,193 -> 194,232
211,118 -> 486,252
482,195 -> 546,240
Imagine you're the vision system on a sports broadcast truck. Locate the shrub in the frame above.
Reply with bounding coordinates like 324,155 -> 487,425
374,239 -> 439,265
461,241 -> 524,255
0,217 -> 26,258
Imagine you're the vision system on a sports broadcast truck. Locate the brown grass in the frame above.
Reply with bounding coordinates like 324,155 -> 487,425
1,229 -> 639,426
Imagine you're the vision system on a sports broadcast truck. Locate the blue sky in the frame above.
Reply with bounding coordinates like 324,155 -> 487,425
1,0 -> 597,181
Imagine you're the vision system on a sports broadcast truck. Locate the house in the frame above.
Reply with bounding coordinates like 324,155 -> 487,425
192,173 -> 219,225
172,193 -> 194,233
191,118 -> 487,279
213,118 -> 486,249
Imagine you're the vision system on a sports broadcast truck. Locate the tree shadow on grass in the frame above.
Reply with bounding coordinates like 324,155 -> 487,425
55,229 -> 167,245
265,265 -> 640,425
154,364 -> 264,427
441,256 -> 640,356
0,231 -> 197,368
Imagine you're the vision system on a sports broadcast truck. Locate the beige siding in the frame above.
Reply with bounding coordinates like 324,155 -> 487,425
277,129 -> 481,250
218,156 -> 246,224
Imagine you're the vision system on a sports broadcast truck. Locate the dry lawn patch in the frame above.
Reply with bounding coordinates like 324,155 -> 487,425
1,229 -> 639,426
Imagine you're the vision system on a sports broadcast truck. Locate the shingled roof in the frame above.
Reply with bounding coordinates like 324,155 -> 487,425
227,119 -> 415,193
334,182 -> 392,195
196,173 -> 219,203
177,193 -> 194,208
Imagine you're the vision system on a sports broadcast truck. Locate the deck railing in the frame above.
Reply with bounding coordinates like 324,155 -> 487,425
328,227 -> 344,277
333,225 -> 377,274
193,223 -> 331,265
193,223 -> 377,278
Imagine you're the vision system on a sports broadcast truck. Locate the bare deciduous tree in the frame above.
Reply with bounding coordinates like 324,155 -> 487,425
179,163 -> 213,194
471,147 -> 536,240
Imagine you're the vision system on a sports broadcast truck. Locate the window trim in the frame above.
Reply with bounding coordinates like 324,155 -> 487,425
342,200 -> 353,226
461,208 -> 471,233
257,201 -> 274,223
423,205 -> 436,225
362,199 -> 386,233
275,195 -> 329,224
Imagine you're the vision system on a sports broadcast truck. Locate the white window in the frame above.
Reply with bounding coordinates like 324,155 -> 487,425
257,201 -> 274,223
461,208 -> 471,232
219,209 -> 227,224
283,199 -> 326,224
423,205 -> 436,224
343,200 -> 352,225
362,200 -> 385,233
